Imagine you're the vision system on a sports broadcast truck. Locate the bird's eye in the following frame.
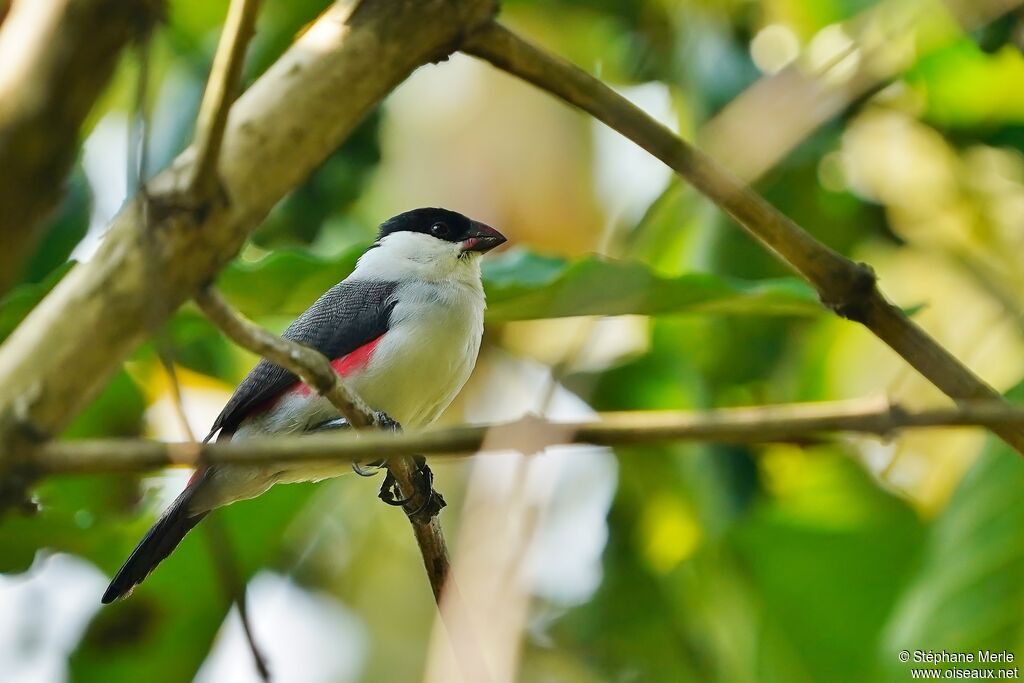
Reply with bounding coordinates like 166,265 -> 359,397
430,222 -> 450,238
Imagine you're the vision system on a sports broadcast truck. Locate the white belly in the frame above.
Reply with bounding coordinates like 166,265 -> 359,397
350,294 -> 482,427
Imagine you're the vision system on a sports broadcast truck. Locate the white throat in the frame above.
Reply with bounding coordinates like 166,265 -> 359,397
351,231 -> 484,289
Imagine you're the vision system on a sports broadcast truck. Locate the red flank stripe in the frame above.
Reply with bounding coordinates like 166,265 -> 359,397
290,336 -> 384,397
245,335 -> 384,415
333,336 -> 383,376
187,467 -> 206,487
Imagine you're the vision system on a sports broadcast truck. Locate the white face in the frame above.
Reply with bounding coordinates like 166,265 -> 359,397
352,231 -> 485,285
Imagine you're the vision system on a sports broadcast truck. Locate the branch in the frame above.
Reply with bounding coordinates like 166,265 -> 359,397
0,0 -> 498,476
0,0 -> 163,296
195,288 -> 378,428
31,399 -> 1024,474
184,0 -> 259,200
194,287 -> 451,603
202,514 -> 270,681
461,22 -> 1024,456
176,5 -> 266,675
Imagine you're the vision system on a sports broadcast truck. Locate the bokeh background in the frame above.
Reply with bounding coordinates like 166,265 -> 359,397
3,0 -> 1024,681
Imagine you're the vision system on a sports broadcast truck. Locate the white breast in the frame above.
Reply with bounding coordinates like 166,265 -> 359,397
349,278 -> 484,427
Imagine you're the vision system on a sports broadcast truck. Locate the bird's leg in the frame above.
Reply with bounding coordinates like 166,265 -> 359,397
304,417 -> 384,476
351,461 -> 381,477
306,417 -> 349,432
406,457 -> 447,523
375,409 -> 411,505
310,411 -> 445,521
377,470 -> 408,505
372,411 -> 401,432
378,455 -> 447,523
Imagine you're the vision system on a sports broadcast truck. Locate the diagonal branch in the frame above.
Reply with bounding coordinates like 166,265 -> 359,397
184,0 -> 259,200
195,288 -> 379,428
0,0 -> 164,296
170,3 -> 264,675
194,287 -> 451,603
461,22 -> 1024,456
32,399 -> 1024,474
0,0 -> 498,486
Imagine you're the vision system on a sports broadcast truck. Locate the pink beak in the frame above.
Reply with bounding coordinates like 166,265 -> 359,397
461,221 -> 507,253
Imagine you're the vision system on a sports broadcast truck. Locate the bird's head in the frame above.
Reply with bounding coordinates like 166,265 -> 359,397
359,207 -> 506,282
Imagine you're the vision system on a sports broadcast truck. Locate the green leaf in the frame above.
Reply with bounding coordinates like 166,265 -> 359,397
252,113 -> 381,249
0,371 -> 145,574
484,251 -> 819,320
0,251 -> 820,349
22,168 -> 91,284
731,450 -> 927,683
69,484 -> 315,683
909,39 -> 1024,127
0,476 -> 138,575
216,246 -> 363,319
879,383 -> 1024,679
215,247 -> 821,321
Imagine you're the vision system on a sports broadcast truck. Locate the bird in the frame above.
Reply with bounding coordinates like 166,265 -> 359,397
102,207 -> 506,603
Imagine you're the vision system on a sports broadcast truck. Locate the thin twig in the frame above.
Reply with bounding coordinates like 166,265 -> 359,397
0,0 -> 498,489
461,22 -> 1024,456
195,287 -> 377,427
128,38 -> 152,195
156,348 -> 196,441
193,287 -> 452,603
203,514 -> 271,681
32,399 -> 1024,474
171,1 -> 264,671
186,0 -> 260,199
129,37 -> 195,445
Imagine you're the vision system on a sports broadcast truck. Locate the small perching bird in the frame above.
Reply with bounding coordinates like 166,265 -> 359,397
102,208 -> 506,603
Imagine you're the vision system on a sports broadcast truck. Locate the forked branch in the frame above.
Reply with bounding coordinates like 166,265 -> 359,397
461,22 -> 1024,455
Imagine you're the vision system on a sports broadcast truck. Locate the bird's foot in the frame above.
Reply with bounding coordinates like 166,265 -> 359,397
372,411 -> 401,432
307,417 -> 350,432
377,456 -> 446,523
311,411 -> 442,521
307,417 -> 388,477
351,459 -> 384,477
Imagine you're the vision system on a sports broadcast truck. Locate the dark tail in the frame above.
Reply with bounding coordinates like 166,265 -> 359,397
101,483 -> 208,604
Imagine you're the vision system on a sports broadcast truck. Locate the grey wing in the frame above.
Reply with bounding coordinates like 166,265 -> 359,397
205,279 -> 398,439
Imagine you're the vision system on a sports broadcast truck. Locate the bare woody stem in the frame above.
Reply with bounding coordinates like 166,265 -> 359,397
461,22 -> 1024,455
0,0 -> 498,480
32,399 -> 1024,474
164,5 -> 264,675
0,0 -> 163,297
195,288 -> 377,427
185,0 -> 260,199
194,287 -> 451,603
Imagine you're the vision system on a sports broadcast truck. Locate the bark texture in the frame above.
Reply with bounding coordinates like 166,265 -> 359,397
0,0 -> 497,474
0,0 -> 164,295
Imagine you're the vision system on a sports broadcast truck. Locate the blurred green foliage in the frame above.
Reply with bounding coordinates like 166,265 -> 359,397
3,0 -> 1024,681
